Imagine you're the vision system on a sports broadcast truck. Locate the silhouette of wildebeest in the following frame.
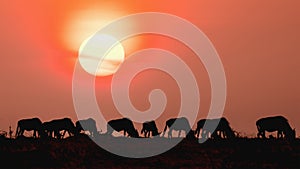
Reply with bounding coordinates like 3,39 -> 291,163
162,117 -> 194,138
41,118 -> 76,139
141,120 -> 160,137
256,115 -> 295,139
195,117 -> 235,139
106,118 -> 139,138
41,121 -> 59,138
15,117 -> 42,138
75,118 -> 98,137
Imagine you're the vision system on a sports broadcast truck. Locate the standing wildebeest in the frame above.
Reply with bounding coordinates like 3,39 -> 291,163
15,117 -> 42,138
256,116 -> 295,139
195,117 -> 235,139
41,118 -> 76,139
162,117 -> 193,138
141,120 -> 160,138
75,118 -> 98,137
106,118 -> 139,138
195,119 -> 207,138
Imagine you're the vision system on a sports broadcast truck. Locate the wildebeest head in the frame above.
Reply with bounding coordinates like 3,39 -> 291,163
286,128 -> 296,140
291,129 -> 296,139
293,129 -> 296,138
152,130 -> 160,136
129,129 -> 139,138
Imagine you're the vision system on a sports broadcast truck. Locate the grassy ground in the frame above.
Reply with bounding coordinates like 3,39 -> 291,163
0,135 -> 299,169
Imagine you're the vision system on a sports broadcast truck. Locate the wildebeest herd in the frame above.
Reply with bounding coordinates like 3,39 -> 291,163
15,117 -> 97,139
13,115 -> 296,140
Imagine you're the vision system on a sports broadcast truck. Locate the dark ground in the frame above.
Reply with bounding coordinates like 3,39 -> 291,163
0,135 -> 299,169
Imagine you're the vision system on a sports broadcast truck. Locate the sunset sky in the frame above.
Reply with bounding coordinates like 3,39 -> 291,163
0,1 -> 299,137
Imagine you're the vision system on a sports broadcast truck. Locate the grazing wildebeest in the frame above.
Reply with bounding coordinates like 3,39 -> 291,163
15,117 -> 42,138
75,118 -> 98,137
41,118 -> 76,139
106,118 -> 139,138
141,120 -> 160,138
195,117 -> 235,139
41,121 -> 59,138
256,116 -> 295,139
162,117 -> 192,138
195,119 -> 206,138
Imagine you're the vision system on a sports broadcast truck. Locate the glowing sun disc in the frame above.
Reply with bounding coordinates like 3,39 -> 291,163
78,34 -> 125,76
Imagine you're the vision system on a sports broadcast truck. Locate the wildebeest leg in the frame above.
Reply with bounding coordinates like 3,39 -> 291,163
17,129 -> 22,137
201,130 -> 205,138
202,130 -> 209,138
195,128 -> 199,138
168,130 -> 172,138
20,129 -> 24,137
61,130 -> 67,139
257,132 -> 261,138
262,131 -> 266,138
280,131 -> 284,138
257,130 -> 264,138
198,129 -> 203,138
277,130 -> 283,138
221,131 -> 225,138
185,130 -> 189,138
178,130 -> 181,137
67,130 -> 72,137
220,131 -> 223,138
52,131 -> 56,138
220,131 -> 224,139
215,131 -> 219,138
34,130 -> 38,138
211,131 -> 217,139
162,124 -> 168,138
53,130 -> 59,139
58,132 -> 63,139
36,130 -> 39,138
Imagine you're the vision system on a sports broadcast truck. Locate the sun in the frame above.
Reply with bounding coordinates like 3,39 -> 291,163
78,34 -> 125,76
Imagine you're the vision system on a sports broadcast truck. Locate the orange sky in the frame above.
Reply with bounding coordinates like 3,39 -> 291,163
0,1 -> 299,137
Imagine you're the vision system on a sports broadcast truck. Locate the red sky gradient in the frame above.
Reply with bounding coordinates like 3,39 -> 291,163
0,1 -> 299,137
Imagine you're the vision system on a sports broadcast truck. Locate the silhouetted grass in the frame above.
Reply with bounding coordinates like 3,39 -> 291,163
0,135 -> 299,169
